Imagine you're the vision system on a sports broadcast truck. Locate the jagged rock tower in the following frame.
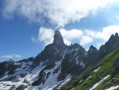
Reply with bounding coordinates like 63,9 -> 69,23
53,30 -> 65,49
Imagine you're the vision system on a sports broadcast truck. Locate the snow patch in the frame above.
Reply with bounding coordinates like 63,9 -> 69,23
90,75 -> 110,90
0,61 -> 45,90
27,60 -> 62,90
74,49 -> 79,56
86,76 -> 92,80
57,75 -> 71,89
106,85 -> 119,90
76,56 -> 79,65
0,81 -> 27,90
76,57 -> 85,68
80,61 -> 85,68
93,67 -> 101,72
79,80 -> 83,83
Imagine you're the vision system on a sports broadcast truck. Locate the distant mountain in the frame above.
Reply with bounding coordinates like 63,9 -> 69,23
0,31 -> 119,90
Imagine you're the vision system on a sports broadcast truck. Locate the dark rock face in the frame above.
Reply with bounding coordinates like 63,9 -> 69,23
32,70 -> 47,86
0,61 -> 19,77
111,58 -> 119,76
58,44 -> 87,80
86,45 -> 98,64
115,58 -> 119,69
53,31 -> 65,49
98,33 -> 119,60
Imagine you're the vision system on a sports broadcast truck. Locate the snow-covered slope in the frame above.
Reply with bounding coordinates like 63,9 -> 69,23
0,57 -> 71,90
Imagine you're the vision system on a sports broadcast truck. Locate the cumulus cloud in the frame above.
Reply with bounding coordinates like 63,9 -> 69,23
0,54 -> 22,60
33,25 -> 119,49
32,27 -> 91,46
32,27 -> 54,45
2,0 -> 118,27
60,29 -> 83,40
2,0 -> 119,49
96,25 -> 119,41
80,36 -> 93,45
59,28 -> 83,45
32,27 -> 93,46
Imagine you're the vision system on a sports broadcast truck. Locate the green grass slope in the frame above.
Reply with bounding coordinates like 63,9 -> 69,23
74,47 -> 119,90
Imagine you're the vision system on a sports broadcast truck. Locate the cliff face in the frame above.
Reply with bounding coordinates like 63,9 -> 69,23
98,33 -> 119,60
53,30 -> 65,49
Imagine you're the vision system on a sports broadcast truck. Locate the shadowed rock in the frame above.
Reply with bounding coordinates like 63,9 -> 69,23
53,30 -> 65,49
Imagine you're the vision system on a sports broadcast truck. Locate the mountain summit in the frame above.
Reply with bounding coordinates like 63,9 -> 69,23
53,30 -> 65,49
98,33 -> 119,60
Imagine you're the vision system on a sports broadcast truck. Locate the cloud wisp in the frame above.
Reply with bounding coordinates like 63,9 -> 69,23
0,54 -> 22,60
2,0 -> 118,27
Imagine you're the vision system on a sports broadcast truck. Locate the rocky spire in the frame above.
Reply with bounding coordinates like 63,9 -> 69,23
53,30 -> 65,49
115,32 -> 118,37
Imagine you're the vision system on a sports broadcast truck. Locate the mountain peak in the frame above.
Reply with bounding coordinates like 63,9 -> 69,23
115,32 -> 118,37
89,45 -> 97,51
109,33 -> 119,42
53,30 -> 65,49
88,45 -> 98,55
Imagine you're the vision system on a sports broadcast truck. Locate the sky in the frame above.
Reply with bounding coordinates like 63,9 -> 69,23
0,0 -> 119,62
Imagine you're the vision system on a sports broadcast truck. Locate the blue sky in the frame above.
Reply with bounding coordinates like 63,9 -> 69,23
0,15 -> 44,61
0,0 -> 119,62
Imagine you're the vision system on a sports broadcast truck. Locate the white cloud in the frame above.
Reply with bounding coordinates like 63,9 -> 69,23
31,36 -> 37,42
96,25 -> 119,41
33,25 -> 119,49
96,41 -> 105,49
94,25 -> 119,48
60,28 -> 93,46
13,54 -> 22,58
0,55 -> 14,59
0,54 -> 22,60
60,28 -> 83,40
33,27 -> 93,46
80,36 -> 93,45
37,27 -> 54,46
2,0 -> 119,27
60,28 -> 83,45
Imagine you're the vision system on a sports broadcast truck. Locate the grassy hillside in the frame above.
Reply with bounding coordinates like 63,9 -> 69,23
74,47 -> 119,90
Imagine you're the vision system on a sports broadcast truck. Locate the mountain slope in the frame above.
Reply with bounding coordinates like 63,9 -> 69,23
73,46 -> 119,90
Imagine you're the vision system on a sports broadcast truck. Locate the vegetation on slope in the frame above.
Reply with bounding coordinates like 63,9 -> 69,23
74,47 -> 119,90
